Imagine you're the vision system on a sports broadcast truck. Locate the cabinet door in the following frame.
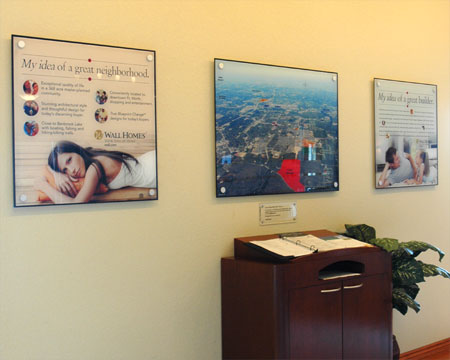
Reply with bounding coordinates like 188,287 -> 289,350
342,274 -> 391,359
289,281 -> 343,359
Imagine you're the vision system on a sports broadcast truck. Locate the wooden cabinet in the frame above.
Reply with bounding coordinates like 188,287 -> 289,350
221,230 -> 392,359
288,273 -> 391,359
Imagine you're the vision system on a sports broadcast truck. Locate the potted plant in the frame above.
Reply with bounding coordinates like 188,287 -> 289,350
343,224 -> 450,358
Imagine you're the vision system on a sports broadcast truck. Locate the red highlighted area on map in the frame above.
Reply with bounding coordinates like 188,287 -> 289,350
277,159 -> 305,192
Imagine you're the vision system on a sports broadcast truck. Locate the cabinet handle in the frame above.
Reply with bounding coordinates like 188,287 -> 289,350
321,287 -> 341,293
344,283 -> 363,290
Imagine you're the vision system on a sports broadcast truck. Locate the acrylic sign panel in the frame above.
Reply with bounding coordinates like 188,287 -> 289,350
12,35 -> 157,206
374,79 -> 437,189
215,59 -> 339,197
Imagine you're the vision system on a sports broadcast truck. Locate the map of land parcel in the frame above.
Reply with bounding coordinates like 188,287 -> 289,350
215,59 -> 339,197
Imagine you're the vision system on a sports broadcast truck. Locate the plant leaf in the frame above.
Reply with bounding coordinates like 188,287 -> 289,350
397,284 -> 420,300
391,247 -> 414,260
369,237 -> 399,252
392,258 -> 425,286
393,299 -> 408,315
419,261 -> 450,278
400,241 -> 445,262
393,288 -> 421,314
344,224 -> 376,242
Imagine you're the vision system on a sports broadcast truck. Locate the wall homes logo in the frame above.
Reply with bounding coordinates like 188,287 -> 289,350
103,131 -> 146,139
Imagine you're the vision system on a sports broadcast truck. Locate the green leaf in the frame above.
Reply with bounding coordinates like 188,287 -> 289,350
369,238 -> 399,252
393,288 -> 421,315
391,247 -> 414,260
393,299 -> 408,315
397,284 -> 420,300
400,241 -> 445,262
419,261 -> 450,278
392,258 -> 425,286
344,224 -> 376,242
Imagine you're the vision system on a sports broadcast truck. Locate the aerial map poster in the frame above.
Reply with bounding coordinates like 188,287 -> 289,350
374,79 -> 438,189
214,59 -> 339,198
12,35 -> 157,207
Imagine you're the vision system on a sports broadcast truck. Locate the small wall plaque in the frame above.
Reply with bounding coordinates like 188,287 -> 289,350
259,202 -> 297,226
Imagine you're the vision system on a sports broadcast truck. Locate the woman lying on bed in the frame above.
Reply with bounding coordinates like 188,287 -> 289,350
34,140 -> 156,204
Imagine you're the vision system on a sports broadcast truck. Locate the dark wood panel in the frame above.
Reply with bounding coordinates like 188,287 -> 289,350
221,258 -> 285,359
288,282 -> 343,359
342,274 -> 392,359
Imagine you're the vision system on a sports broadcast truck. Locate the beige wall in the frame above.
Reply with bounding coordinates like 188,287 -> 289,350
1,0 -> 449,358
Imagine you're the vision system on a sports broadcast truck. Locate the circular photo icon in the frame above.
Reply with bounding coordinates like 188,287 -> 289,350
23,80 -> 39,95
23,100 -> 39,116
24,120 -> 39,136
96,90 -> 108,104
95,108 -> 108,123
94,130 -> 103,140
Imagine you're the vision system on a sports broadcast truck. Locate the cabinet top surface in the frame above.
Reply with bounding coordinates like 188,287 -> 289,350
232,229 -> 384,264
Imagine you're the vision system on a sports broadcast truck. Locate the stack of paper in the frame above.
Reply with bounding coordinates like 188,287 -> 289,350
247,234 -> 372,259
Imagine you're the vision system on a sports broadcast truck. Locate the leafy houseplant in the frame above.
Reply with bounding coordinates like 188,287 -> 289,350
343,224 -> 450,315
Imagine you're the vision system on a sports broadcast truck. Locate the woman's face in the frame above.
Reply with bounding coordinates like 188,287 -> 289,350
57,152 -> 86,179
415,151 -> 423,165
